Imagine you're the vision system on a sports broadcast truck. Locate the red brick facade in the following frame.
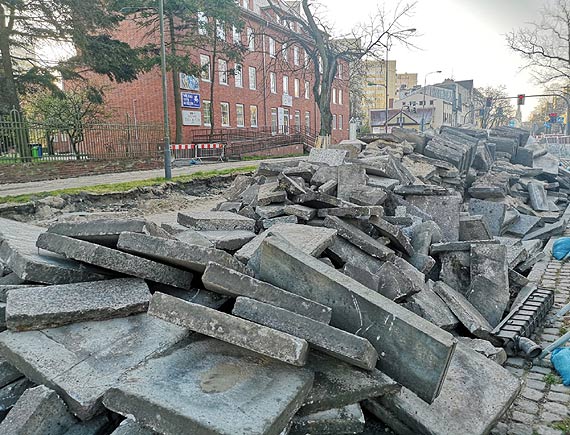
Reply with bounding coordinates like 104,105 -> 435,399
93,1 -> 350,144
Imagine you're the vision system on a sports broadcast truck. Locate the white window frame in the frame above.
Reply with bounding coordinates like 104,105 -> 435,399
203,100 -> 211,126
339,89 -> 343,105
283,75 -> 289,95
216,20 -> 225,40
200,55 -> 211,82
242,0 -> 249,9
282,43 -> 288,62
270,72 -> 277,94
249,66 -> 257,90
218,59 -> 228,85
234,63 -> 243,88
269,37 -> 276,57
305,111 -> 310,129
250,105 -> 258,127
221,102 -> 230,127
247,28 -> 254,51
332,88 -> 337,104
197,12 -> 207,36
293,46 -> 299,65
339,114 -> 343,130
333,114 -> 337,130
236,104 -> 245,127
232,25 -> 241,44
305,81 -> 310,99
294,78 -> 300,98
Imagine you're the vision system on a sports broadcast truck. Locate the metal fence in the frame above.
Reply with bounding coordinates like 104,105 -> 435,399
0,112 -> 163,163
542,135 -> 570,158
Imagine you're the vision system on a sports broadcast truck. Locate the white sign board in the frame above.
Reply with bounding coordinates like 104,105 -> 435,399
277,107 -> 285,127
282,94 -> 293,107
182,110 -> 202,126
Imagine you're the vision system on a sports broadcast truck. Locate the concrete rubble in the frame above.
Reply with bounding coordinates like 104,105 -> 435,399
0,124 -> 568,434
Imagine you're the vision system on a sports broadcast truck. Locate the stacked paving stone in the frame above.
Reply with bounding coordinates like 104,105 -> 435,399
0,126 -> 567,435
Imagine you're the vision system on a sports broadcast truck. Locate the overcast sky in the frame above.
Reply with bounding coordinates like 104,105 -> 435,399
323,0 -> 549,120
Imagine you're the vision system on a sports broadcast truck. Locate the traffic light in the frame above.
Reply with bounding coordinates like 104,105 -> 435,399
485,97 -> 493,108
517,94 -> 526,105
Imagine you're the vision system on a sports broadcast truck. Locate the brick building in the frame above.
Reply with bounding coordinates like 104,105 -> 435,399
94,0 -> 350,144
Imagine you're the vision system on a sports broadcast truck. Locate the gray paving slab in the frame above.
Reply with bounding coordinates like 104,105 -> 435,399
528,181 -> 550,211
177,211 -> 255,231
233,297 -> 378,370
6,278 -> 151,331
402,286 -> 459,331
103,338 -> 314,435
337,164 -> 367,202
116,231 -> 247,274
289,403 -> 365,435
202,262 -> 331,323
62,415 -> 111,434
284,204 -> 317,221
258,236 -> 457,404
0,385 -> 77,435
149,292 -> 309,366
375,344 -> 521,435
0,356 -> 22,388
0,314 -> 189,420
300,352 -> 399,415
459,215 -> 493,241
46,219 -> 172,247
469,199 -> 507,237
36,233 -> 192,289
197,230 -> 255,251
0,218 -> 108,285
407,195 -> 462,241
369,216 -> 414,256
307,148 -> 347,166
109,419 -> 155,435
0,378 -> 35,417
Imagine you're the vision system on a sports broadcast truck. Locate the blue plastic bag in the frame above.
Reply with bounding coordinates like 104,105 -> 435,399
551,348 -> 570,386
553,237 -> 570,261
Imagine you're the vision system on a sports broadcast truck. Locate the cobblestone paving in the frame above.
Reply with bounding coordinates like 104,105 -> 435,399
493,226 -> 570,435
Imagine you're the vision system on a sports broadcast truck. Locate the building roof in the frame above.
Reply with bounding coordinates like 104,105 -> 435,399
370,108 -> 435,126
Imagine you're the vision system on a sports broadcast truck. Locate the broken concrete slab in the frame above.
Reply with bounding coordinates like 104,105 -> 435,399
467,244 -> 510,328
0,356 -> 22,389
116,231 -> 247,275
325,236 -> 383,273
172,230 -> 213,248
104,338 -> 314,435
5,278 -> 151,331
308,148 -> 348,166
255,205 -> 286,220
63,414 -> 110,434
197,230 -> 255,251
0,378 -> 35,418
459,215 -> 492,241
323,216 -> 394,261
468,199 -> 507,237
0,314 -> 188,420
402,285 -> 459,331
256,182 -> 287,206
46,219 -> 171,247
36,233 -> 193,290
337,164 -> 368,202
317,205 -> 384,219
300,352 -> 399,415
258,236 -> 457,403
373,344 -> 521,435
318,179 -> 338,196
278,173 -> 308,196
458,337 -> 507,365
527,181 -> 550,211
407,195 -> 462,241
522,218 -> 567,241
262,215 -> 298,229
289,404 -> 365,435
177,211 -> 255,231
233,297 -> 378,370
372,261 -> 423,302
432,281 -> 495,341
202,262 -> 332,323
430,240 -> 499,254
284,204 -> 317,221
148,282 -> 228,310
504,214 -> 542,238
369,216 -> 414,256
348,186 -> 388,206
109,419 -> 154,435
0,218 -> 108,285
149,292 -> 309,366
0,385 -> 77,435
367,175 -> 400,190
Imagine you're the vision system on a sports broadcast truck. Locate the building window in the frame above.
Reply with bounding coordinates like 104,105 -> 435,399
282,43 -> 288,62
294,79 -> 300,98
271,108 -> 278,133
339,89 -> 343,105
203,100 -> 211,126
232,25 -> 241,44
247,28 -> 254,51
337,63 -> 343,79
295,110 -> 301,132
236,104 -> 245,127
270,72 -> 277,93
333,114 -> 337,130
250,105 -> 258,127
219,59 -> 228,85
305,111 -> 310,129
430,100 -> 434,105
339,114 -> 343,130
293,46 -> 299,65
269,37 -> 275,57
221,102 -> 230,126
249,66 -> 257,90
216,20 -> 225,40
304,49 -> 309,66
332,88 -> 337,104
242,0 -> 249,9
283,75 -> 289,95
197,12 -> 207,36
200,55 -> 211,81
234,64 -> 243,88
305,81 -> 310,99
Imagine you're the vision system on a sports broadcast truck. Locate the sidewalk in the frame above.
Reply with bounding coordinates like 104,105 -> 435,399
0,158 -> 300,198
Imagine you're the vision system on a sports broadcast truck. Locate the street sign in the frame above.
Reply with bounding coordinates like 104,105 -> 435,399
509,120 -> 516,127
181,92 -> 201,109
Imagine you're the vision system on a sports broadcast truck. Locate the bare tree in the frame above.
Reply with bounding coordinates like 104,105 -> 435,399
478,86 -> 515,129
506,0 -> 570,86
267,0 -> 415,147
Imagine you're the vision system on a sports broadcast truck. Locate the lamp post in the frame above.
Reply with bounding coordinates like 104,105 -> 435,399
420,70 -> 442,132
120,1 -> 172,179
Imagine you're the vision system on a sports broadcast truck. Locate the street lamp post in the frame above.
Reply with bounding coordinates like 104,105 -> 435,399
120,1 -> 172,179
420,70 -> 442,132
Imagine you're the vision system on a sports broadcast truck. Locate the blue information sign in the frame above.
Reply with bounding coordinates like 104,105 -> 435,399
181,92 -> 201,109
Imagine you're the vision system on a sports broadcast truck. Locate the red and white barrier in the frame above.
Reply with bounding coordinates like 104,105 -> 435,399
169,143 -> 224,165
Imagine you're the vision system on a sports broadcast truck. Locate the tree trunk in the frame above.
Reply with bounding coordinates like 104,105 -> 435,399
168,15 -> 183,144
0,14 -> 20,115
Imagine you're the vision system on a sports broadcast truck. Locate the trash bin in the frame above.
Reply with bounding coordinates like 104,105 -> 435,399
31,146 -> 39,158
36,145 -> 43,158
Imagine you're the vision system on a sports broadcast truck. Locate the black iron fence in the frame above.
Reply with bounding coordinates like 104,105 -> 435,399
0,111 -> 163,163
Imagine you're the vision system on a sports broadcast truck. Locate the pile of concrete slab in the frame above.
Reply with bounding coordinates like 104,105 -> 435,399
0,125 -> 566,435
